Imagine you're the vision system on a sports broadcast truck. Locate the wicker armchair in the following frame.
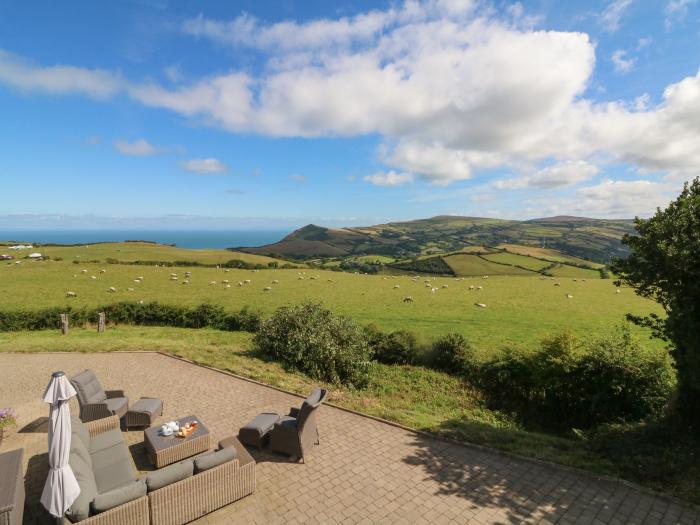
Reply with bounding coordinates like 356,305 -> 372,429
270,388 -> 327,461
70,370 -> 129,423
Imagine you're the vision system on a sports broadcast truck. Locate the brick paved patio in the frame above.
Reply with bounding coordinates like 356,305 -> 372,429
0,352 -> 698,524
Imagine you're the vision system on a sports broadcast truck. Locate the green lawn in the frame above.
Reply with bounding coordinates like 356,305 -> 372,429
0,259 -> 663,352
2,326 -> 696,504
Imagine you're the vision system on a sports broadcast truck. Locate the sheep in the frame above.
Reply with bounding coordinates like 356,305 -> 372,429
252,269 -> 259,273
482,275 -> 489,279
298,276 -> 305,280
441,284 -> 448,289
209,280 -> 217,286
66,291 -> 77,298
272,279 -> 279,284
425,283 -> 432,288
90,276 -> 97,280
225,269 -> 230,273
244,279 -> 251,284
182,280 -> 189,285
403,296 -> 414,303
170,273 -> 177,278
99,269 -> 106,274
138,276 -> 144,280
469,285 -> 475,290
382,277 -> 388,280
127,287 -> 134,292
573,278 -> 577,282
224,284 -> 231,289
310,276 -> 318,280
475,303 -> 487,308
238,282 -> 243,287
393,284 -> 400,289
108,287 -> 116,293
138,300 -> 144,304
616,289 -> 621,294
170,276 -> 178,281
222,279 -> 229,284
263,286 -> 272,292
134,279 -> 141,284
81,269 -> 87,274
431,287 -> 438,293
566,294 -> 573,299
476,286 -> 483,290
554,282 -> 561,287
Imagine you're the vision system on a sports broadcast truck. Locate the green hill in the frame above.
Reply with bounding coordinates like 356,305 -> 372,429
240,215 -> 635,263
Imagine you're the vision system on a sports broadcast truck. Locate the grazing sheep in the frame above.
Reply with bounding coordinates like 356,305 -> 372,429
224,284 -> 231,289
238,282 -> 243,287
554,283 -> 561,287
469,285 -> 475,290
170,276 -> 178,281
566,294 -> 573,299
431,288 -> 438,293
476,285 -> 483,290
244,279 -> 251,284
222,279 -> 229,284
475,303 -> 487,308
272,279 -> 279,284
127,287 -> 134,292
90,276 -> 97,280
81,269 -> 87,274
310,276 -> 318,280
134,279 -> 141,284
482,275 -> 489,279
138,300 -> 144,304
108,287 -> 116,293
425,283 -> 431,288
252,269 -> 259,273
403,296 -> 414,303
225,269 -> 230,273
573,279 -> 577,282
616,289 -> 621,294
99,269 -> 106,274
393,284 -> 400,289
441,284 -> 448,289
263,286 -> 272,292
383,277 -> 388,280
298,276 -> 305,280
209,281 -> 217,285
171,273 -> 177,277
182,280 -> 189,285
66,291 -> 77,298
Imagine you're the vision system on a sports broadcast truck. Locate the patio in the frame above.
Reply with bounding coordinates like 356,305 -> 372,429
1,351 -> 698,525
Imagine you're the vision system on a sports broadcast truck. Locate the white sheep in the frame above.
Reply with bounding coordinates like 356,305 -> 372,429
403,296 -> 414,303
170,273 -> 177,277
90,276 -> 96,280
616,289 -> 621,294
431,287 -> 438,293
99,269 -> 106,274
81,269 -> 87,274
476,286 -> 483,290
475,303 -> 487,308
134,279 -> 141,284
441,284 -> 448,289
225,269 -> 230,273
238,282 -> 243,287
66,291 -> 77,298
566,294 -> 573,299
393,284 -> 400,289
127,287 -> 134,292
182,280 -> 189,285
224,284 -> 231,289
170,276 -> 178,281
272,279 -> 279,284
554,283 -> 561,287
469,285 -> 475,290
209,281 -> 217,285
263,286 -> 272,292
108,287 -> 116,293
222,279 -> 229,284
244,279 -> 251,284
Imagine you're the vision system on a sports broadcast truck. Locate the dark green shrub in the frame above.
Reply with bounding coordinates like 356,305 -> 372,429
430,333 -> 476,374
253,302 -> 371,387
479,328 -> 675,432
373,330 -> 419,365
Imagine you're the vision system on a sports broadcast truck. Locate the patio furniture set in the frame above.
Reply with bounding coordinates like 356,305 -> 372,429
15,368 -> 326,524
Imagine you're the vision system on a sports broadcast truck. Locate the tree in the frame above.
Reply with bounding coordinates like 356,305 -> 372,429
611,177 -> 700,425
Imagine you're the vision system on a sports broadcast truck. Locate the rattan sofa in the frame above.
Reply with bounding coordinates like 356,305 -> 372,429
61,416 -> 255,525
0,448 -> 24,525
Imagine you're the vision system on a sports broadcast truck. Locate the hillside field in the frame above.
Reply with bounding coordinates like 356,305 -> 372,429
0,257 -> 662,353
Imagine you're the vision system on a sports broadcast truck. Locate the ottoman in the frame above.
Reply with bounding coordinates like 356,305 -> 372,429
239,413 -> 280,450
125,397 -> 163,429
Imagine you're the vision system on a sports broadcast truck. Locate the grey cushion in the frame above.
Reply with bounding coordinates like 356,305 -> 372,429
241,413 -> 280,436
129,397 -> 162,415
144,460 -> 193,492
93,455 -> 136,494
66,453 -> 98,522
104,397 -> 129,416
194,446 -> 237,474
70,433 -> 92,469
91,480 -> 146,515
71,416 -> 90,449
71,370 -> 107,405
89,429 -> 123,454
305,388 -> 323,406
278,415 -> 298,428
91,442 -> 130,472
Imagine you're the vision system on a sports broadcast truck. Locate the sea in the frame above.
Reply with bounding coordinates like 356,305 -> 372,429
0,230 -> 290,249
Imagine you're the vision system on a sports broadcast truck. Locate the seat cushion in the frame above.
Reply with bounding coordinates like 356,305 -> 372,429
129,397 -> 162,415
89,429 -> 123,454
93,454 -> 137,494
66,453 -> 98,522
70,432 -> 92,469
144,460 -> 193,492
71,370 -> 107,405
91,480 -> 146,515
194,446 -> 237,474
241,413 -> 280,436
104,397 -> 129,417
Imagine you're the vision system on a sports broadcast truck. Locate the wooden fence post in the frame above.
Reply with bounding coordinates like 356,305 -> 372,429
97,312 -> 105,333
60,314 -> 69,335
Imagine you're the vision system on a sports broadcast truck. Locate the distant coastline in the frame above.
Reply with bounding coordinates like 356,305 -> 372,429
0,230 -> 290,250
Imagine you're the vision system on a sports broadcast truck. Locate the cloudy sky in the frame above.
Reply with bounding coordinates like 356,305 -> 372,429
1,0 -> 699,229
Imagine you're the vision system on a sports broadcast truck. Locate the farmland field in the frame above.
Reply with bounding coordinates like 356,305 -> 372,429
480,252 -> 550,271
443,253 -> 535,277
0,254 -> 661,353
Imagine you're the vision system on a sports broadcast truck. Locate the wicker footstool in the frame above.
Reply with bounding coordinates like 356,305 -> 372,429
125,397 -> 163,429
239,412 -> 280,450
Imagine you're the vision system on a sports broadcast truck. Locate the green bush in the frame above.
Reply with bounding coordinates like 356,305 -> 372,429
479,328 -> 676,432
430,333 -> 476,374
253,302 -> 371,387
372,330 -> 419,365
0,302 -> 261,333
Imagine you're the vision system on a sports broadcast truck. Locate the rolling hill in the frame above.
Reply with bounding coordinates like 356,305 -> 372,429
239,215 -> 635,263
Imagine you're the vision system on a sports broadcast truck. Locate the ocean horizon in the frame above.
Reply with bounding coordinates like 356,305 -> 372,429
0,229 -> 290,249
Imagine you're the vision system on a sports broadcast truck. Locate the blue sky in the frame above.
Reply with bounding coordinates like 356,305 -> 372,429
1,0 -> 699,229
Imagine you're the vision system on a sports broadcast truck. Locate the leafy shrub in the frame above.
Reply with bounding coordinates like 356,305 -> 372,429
430,333 -> 476,374
478,328 -> 675,432
253,302 -> 371,387
372,330 -> 419,365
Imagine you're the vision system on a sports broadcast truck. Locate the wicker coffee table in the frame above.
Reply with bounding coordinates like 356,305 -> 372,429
144,415 -> 210,468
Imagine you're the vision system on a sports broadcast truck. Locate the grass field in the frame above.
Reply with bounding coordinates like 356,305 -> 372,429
3,242 -> 286,266
496,243 -> 605,268
0,257 -> 662,352
480,252 -> 550,271
443,253 -> 536,277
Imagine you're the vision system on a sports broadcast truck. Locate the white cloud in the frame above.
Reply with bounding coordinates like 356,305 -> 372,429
575,179 -> 674,216
494,161 -> 599,189
664,0 -> 696,28
636,36 -> 653,50
114,138 -> 161,156
180,158 -> 227,174
611,49 -> 636,73
289,174 -> 307,183
0,49 -> 121,98
599,0 -> 633,32
364,171 -> 414,186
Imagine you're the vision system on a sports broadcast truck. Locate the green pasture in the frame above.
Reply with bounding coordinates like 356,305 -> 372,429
0,258 -> 662,353
443,254 -> 535,276
480,252 -> 550,271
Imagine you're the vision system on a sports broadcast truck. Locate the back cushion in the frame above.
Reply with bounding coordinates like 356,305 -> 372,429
305,388 -> 323,406
65,453 -> 98,522
144,460 -> 193,492
71,416 -> 90,449
71,370 -> 107,405
194,446 -> 237,474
